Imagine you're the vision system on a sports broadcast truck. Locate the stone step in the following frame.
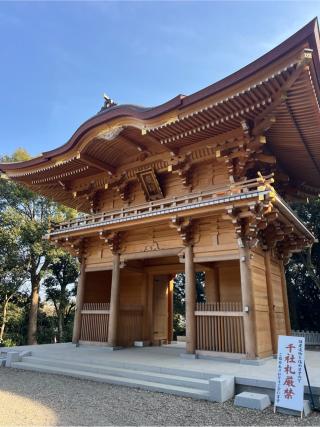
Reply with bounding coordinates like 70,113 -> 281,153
19,351 -> 216,380
11,362 -> 210,401
21,356 -> 209,390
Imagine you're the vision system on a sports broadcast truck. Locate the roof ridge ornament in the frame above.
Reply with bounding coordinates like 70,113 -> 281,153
100,93 -> 117,112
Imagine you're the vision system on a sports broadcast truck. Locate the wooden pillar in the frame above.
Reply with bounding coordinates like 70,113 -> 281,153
205,266 -> 220,303
72,258 -> 86,344
107,252 -> 121,347
185,244 -> 196,354
142,271 -> 150,341
280,262 -> 291,335
167,278 -> 174,343
264,250 -> 277,353
239,244 -> 257,359
146,273 -> 154,343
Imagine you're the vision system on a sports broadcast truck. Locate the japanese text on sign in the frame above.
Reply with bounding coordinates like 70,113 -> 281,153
275,335 -> 305,412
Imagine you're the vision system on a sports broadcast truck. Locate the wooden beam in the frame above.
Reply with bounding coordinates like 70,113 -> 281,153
144,133 -> 179,156
254,153 -> 276,164
77,153 -> 115,175
119,135 -> 151,155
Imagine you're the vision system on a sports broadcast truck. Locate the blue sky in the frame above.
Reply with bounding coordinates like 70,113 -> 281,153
0,1 -> 319,157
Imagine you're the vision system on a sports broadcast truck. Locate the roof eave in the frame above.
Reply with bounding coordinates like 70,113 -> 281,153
0,18 -> 319,174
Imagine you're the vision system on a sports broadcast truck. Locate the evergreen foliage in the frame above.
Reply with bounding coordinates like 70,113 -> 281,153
0,149 -> 78,346
285,199 -> 320,331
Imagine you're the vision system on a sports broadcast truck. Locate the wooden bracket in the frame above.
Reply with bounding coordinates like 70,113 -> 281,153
106,173 -> 130,201
227,199 -> 275,248
170,216 -> 193,246
72,184 -> 100,213
55,237 -> 86,259
168,154 -> 192,189
99,231 -> 122,254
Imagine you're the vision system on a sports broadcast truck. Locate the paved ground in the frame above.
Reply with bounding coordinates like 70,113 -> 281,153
0,368 -> 320,426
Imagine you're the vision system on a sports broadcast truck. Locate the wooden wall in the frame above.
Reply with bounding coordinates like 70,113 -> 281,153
84,225 -> 179,271
249,249 -> 289,357
218,261 -> 241,302
270,257 -> 287,338
83,271 -> 112,303
250,248 -> 273,358
82,268 -> 148,346
84,215 -> 238,272
193,217 -> 239,260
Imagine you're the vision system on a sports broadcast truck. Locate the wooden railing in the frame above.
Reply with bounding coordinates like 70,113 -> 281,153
49,175 -> 274,234
195,302 -> 245,354
292,330 -> 320,346
79,303 -> 144,346
80,303 -> 110,343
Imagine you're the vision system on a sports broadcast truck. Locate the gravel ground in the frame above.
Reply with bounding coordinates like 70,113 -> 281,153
0,368 -> 320,426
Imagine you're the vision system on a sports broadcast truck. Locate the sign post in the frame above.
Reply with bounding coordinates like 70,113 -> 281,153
274,335 -> 305,416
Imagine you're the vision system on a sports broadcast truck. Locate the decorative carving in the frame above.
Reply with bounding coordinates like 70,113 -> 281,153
144,241 -> 160,252
97,127 -> 123,141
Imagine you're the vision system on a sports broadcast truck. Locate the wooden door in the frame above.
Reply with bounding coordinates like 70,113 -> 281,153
153,275 -> 169,344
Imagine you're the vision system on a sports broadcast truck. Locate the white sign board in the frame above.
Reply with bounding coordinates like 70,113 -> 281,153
274,335 -> 305,412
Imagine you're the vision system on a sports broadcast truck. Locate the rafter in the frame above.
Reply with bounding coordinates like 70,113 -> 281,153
252,48 -> 313,136
143,133 -> 179,156
76,153 -> 115,176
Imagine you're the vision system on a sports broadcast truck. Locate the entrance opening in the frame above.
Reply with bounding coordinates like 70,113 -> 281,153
79,257 -> 244,354
172,271 -> 206,344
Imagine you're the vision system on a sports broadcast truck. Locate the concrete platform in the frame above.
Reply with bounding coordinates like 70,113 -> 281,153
2,343 -> 320,403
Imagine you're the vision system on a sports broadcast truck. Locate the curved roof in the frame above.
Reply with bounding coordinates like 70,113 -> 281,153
1,18 -> 320,204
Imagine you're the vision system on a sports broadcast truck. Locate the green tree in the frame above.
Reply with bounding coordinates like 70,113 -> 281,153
286,198 -> 320,331
44,253 -> 79,342
0,149 -> 76,344
0,213 -> 28,343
